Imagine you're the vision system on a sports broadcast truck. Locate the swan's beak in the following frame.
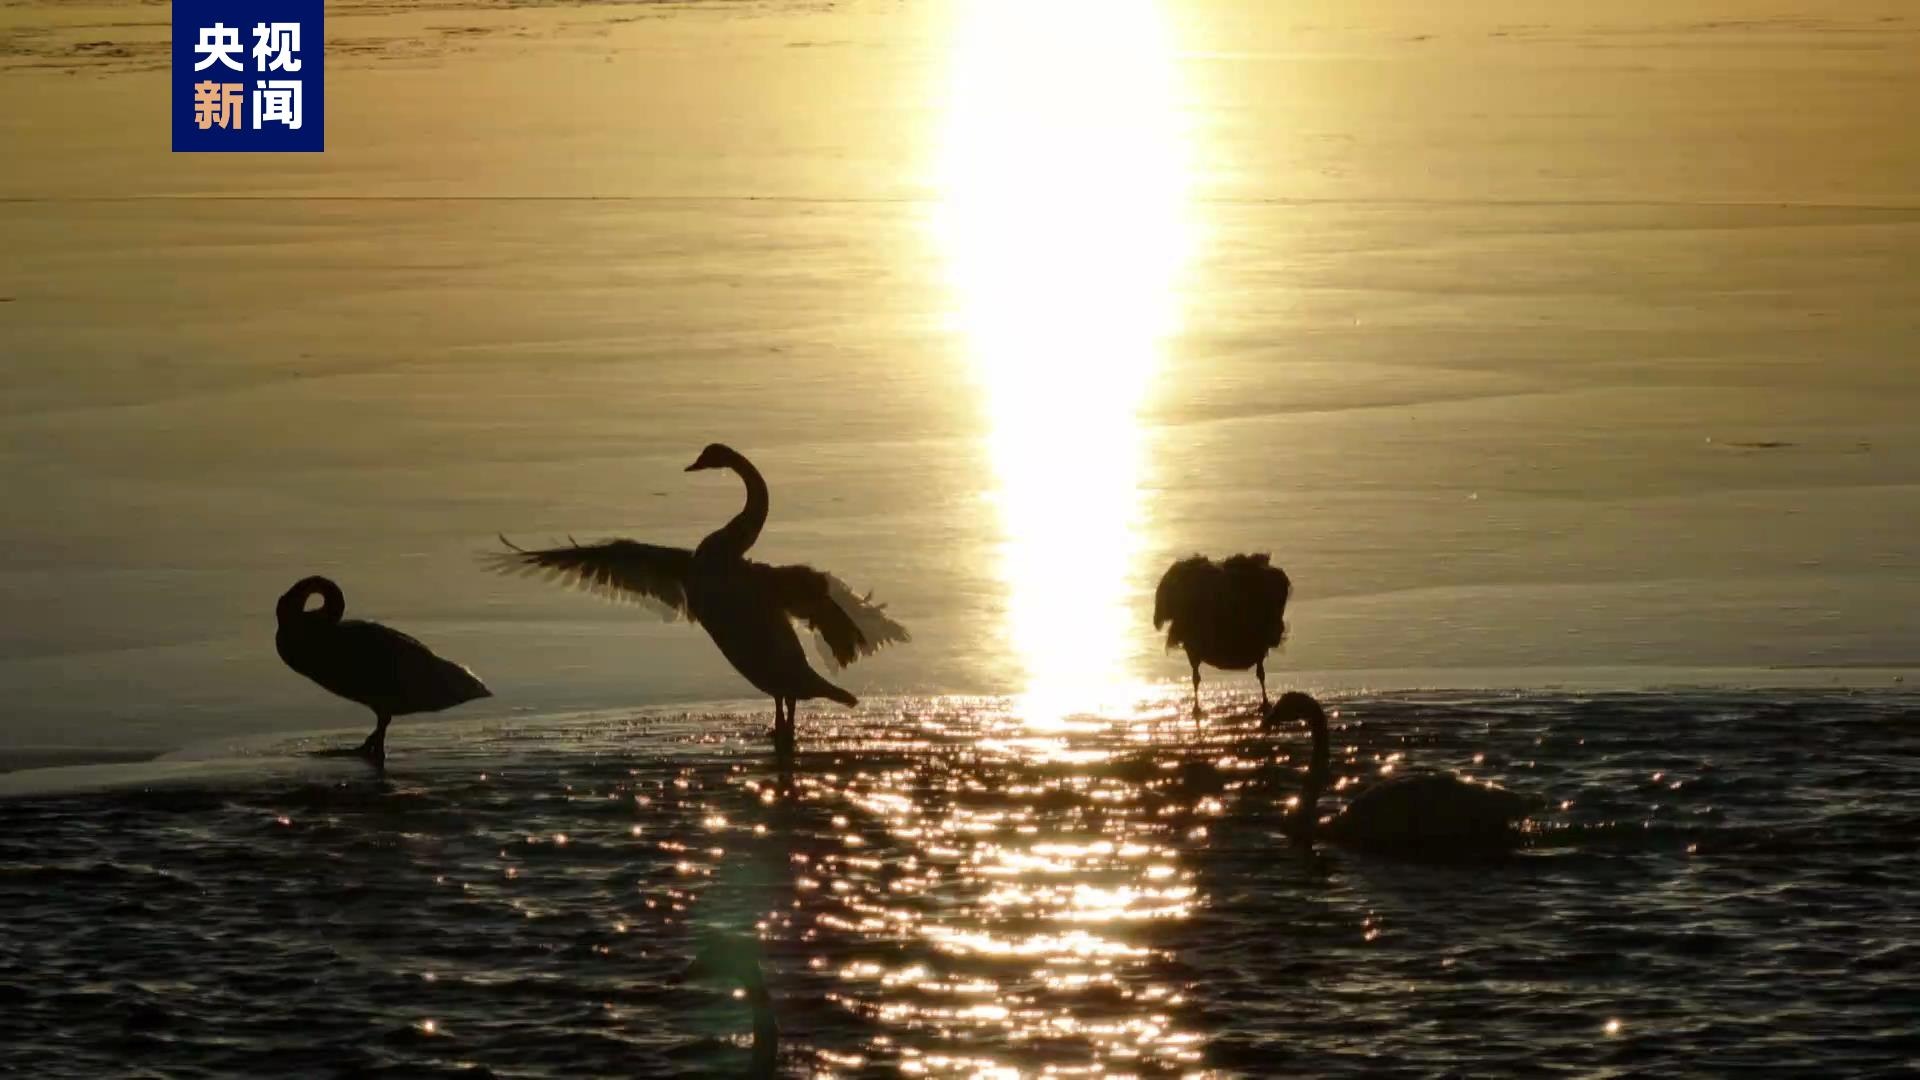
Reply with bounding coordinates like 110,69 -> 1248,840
684,461 -> 705,472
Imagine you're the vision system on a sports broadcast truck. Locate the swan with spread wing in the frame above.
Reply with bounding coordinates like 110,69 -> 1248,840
1154,553 -> 1292,715
489,444 -> 909,752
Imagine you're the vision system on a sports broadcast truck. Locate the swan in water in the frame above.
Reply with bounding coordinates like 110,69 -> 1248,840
274,576 -> 491,766
1266,692 -> 1541,853
490,443 -> 909,752
679,935 -> 778,1079
1153,553 -> 1292,715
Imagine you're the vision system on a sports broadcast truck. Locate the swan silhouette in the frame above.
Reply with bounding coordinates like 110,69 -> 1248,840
490,444 -> 908,752
274,576 -> 491,766
1266,692 -> 1541,853
680,935 -> 778,1079
1153,553 -> 1292,715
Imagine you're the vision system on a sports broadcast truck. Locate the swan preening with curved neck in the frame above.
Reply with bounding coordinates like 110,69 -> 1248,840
274,576 -> 491,766
1154,553 -> 1292,715
491,443 -> 909,753
680,935 -> 778,1079
1266,692 -> 1541,854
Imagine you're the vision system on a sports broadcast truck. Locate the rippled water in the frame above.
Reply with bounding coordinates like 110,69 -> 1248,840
4,690 -> 1918,1077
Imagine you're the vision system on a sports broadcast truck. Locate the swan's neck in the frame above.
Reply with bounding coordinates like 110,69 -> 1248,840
277,578 -> 344,625
1294,709 -> 1331,838
747,985 -> 778,1077
699,458 -> 769,560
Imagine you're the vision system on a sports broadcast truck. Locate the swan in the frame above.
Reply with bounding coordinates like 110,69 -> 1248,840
1153,553 -> 1292,714
490,443 -> 908,753
679,935 -> 778,1079
274,576 -> 491,766
1266,692 -> 1541,853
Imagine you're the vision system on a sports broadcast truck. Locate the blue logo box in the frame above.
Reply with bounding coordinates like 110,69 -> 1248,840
172,0 -> 324,152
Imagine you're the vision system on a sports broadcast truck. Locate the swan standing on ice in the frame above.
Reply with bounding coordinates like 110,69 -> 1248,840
491,444 -> 908,753
1153,553 -> 1292,715
1266,692 -> 1541,853
274,576 -> 491,767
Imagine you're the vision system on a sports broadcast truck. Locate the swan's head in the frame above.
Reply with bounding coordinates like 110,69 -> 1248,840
680,934 -> 767,994
1263,690 -> 1326,730
686,443 -> 744,473
275,575 -> 344,624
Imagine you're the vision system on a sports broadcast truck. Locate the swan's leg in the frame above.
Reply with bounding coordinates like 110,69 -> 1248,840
358,713 -> 390,768
773,698 -> 796,757
1256,660 -> 1269,711
1190,663 -> 1202,719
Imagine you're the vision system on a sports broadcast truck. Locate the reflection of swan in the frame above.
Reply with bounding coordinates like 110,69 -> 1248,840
491,444 -> 909,752
1153,553 -> 1291,714
274,576 -> 490,766
1266,692 -> 1540,853
681,935 -> 778,1079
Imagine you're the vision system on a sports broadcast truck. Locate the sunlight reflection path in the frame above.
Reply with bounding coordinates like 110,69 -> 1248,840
789,707 -> 1220,1077
934,0 -> 1194,726
851,2 -> 1215,1072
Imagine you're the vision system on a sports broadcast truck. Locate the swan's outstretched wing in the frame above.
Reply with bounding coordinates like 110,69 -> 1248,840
487,536 -> 696,622
752,562 -> 910,669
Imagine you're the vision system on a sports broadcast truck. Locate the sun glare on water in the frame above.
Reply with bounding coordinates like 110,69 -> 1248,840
935,0 -> 1194,727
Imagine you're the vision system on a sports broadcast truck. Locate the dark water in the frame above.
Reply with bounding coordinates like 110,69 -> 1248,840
3,691 -> 1918,1078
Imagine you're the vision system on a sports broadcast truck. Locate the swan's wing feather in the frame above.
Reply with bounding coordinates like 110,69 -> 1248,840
1153,555 -> 1220,646
343,620 -> 491,705
818,571 -> 912,666
290,619 -> 423,701
1222,552 -> 1291,648
486,536 -> 695,622
751,562 -> 910,670
299,619 -> 489,711
336,618 -> 433,659
1345,771 -> 1534,840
